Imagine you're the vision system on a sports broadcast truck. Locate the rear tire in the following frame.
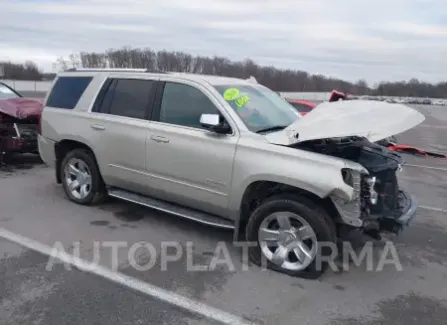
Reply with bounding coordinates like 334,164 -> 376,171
61,148 -> 106,205
246,194 -> 337,279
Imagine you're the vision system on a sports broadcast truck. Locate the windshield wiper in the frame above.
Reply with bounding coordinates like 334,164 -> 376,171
255,125 -> 288,134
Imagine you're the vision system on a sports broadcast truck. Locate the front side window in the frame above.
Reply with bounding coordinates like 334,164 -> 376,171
214,84 -> 300,133
159,82 -> 219,129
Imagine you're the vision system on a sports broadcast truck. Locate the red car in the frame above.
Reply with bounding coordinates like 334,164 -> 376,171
286,90 -> 347,116
0,82 -> 43,161
286,99 -> 316,115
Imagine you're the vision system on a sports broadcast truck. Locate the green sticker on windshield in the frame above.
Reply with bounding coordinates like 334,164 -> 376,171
223,88 -> 240,101
235,95 -> 250,107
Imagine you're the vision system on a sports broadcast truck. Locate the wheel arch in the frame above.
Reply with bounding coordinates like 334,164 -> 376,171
233,180 -> 341,242
54,139 -> 99,184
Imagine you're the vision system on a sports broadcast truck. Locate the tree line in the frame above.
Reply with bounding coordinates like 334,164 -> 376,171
0,61 -> 43,80
2,46 -> 447,98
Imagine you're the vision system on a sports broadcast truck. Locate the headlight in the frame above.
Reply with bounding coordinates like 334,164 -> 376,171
365,176 -> 379,204
341,168 -> 356,187
340,168 -> 362,201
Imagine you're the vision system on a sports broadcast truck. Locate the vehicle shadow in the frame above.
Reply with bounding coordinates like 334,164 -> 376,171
0,153 -> 43,173
98,197 -> 397,278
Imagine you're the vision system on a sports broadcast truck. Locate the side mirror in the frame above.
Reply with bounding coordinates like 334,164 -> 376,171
200,114 -> 231,134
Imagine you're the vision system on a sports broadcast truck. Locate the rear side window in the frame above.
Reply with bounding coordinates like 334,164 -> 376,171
46,76 -> 92,109
93,78 -> 155,119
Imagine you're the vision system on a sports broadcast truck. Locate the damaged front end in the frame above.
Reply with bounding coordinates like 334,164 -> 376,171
295,137 -> 418,238
1,115 -> 40,161
0,83 -> 43,159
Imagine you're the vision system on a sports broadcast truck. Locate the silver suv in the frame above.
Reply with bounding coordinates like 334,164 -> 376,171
38,69 -> 424,278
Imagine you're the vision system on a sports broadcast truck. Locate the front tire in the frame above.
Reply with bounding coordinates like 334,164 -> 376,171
61,148 -> 106,205
246,194 -> 337,279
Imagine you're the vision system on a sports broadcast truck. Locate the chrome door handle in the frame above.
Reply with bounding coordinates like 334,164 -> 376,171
90,124 -> 105,130
150,135 -> 169,143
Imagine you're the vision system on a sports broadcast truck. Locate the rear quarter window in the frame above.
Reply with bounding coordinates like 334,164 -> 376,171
46,76 -> 93,109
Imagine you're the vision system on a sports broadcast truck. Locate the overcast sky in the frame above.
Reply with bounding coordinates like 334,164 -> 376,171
1,0 -> 446,84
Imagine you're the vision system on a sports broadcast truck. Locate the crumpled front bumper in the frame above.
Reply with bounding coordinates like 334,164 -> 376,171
378,190 -> 418,234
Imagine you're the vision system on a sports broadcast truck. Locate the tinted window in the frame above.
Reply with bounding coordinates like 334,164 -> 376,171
159,83 -> 219,129
46,76 -> 92,109
290,102 -> 314,113
107,79 -> 155,119
92,79 -> 114,113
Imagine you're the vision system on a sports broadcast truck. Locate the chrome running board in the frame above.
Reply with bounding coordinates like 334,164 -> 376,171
107,187 -> 235,229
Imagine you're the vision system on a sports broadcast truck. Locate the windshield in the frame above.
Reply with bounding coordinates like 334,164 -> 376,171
0,83 -> 21,99
214,84 -> 300,133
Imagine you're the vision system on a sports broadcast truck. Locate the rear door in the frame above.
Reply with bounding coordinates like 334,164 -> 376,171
89,75 -> 158,194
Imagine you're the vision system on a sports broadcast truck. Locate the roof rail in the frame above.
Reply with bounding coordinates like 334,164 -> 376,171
66,68 -> 172,74
66,68 -> 148,72
145,69 -> 170,74
246,76 -> 258,84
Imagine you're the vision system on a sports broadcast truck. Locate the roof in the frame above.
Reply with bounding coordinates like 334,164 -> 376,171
168,72 -> 256,86
58,69 -> 256,86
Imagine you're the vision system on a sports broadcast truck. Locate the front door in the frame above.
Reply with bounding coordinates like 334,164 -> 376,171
145,81 -> 238,217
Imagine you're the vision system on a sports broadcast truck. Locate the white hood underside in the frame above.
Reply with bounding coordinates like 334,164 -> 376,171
265,100 -> 425,145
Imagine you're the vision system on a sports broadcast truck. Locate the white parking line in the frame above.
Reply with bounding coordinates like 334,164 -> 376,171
0,227 -> 256,325
419,205 -> 447,213
418,124 -> 447,129
405,164 -> 447,171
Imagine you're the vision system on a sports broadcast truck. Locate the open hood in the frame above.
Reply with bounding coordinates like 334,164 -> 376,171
265,100 -> 425,145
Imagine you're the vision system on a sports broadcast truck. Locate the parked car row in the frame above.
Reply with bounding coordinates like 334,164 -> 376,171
358,95 -> 446,106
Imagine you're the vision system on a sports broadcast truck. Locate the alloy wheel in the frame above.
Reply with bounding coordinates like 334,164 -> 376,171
64,158 -> 92,200
258,211 -> 318,271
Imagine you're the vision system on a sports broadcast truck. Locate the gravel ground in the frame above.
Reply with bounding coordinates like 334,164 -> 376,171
1,104 -> 446,325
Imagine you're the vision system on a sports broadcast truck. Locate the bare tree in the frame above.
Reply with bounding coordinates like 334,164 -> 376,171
0,61 -> 43,80
42,46 -> 447,98
69,54 -> 81,69
52,56 -> 70,72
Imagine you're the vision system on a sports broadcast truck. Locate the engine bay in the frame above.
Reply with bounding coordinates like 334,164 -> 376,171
294,136 -> 408,237
293,136 -> 404,173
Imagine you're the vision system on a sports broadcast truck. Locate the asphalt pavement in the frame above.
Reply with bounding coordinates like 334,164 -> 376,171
0,237 -> 222,325
1,104 -> 446,325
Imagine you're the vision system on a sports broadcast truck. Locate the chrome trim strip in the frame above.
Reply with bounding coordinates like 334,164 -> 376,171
108,163 -> 228,197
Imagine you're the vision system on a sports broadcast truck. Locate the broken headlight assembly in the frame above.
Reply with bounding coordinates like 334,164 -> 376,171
341,168 -> 378,205
364,176 -> 379,205
341,168 -> 361,197
330,168 -> 364,227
